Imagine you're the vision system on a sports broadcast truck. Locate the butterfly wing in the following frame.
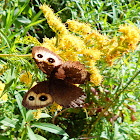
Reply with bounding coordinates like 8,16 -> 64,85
55,61 -> 90,84
22,80 -> 86,109
32,46 -> 63,76
49,79 -> 86,108
22,81 -> 54,109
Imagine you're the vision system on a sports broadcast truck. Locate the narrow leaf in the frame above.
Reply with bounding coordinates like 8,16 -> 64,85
15,91 -> 26,121
0,117 -> 17,128
32,123 -> 69,136
0,29 -> 11,48
26,110 -> 34,122
35,134 -> 47,140
27,125 -> 37,140
0,78 -> 15,97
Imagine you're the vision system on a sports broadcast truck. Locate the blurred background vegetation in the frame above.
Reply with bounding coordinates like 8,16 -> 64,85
0,0 -> 140,139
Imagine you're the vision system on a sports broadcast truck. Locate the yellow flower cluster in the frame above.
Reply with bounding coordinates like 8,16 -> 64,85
119,24 -> 140,51
33,109 -> 42,120
0,81 -> 8,101
39,4 -> 139,85
40,5 -> 69,36
0,63 -> 9,75
105,24 -> 140,65
66,19 -> 92,35
40,4 -> 102,85
20,71 -> 32,87
15,36 -> 41,46
42,37 -> 59,54
49,101 -> 62,114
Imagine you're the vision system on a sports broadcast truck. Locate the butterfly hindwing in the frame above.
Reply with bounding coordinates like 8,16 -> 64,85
49,79 -> 86,108
22,79 -> 86,109
22,81 -> 54,109
55,61 -> 90,84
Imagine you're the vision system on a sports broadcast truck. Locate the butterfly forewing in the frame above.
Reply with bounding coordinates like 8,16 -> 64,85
32,46 -> 63,76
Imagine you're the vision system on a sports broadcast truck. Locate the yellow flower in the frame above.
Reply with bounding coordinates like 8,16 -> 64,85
84,31 -> 110,49
66,19 -> 92,35
0,81 -> 8,101
15,36 -> 41,46
20,71 -> 32,87
58,34 -> 85,51
33,109 -> 42,120
104,24 -> 140,66
49,101 -> 62,114
0,63 -> 9,75
40,4 -> 69,36
0,81 -> 5,96
42,37 -> 60,54
1,94 -> 8,101
89,64 -> 102,86
119,24 -> 140,51
84,48 -> 101,61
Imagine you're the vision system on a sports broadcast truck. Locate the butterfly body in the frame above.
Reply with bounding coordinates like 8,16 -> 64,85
22,46 -> 90,109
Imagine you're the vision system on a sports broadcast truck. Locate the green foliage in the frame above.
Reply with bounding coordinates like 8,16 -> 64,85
0,0 -> 140,139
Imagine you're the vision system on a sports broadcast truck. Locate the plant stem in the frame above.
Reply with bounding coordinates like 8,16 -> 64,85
0,54 -> 32,57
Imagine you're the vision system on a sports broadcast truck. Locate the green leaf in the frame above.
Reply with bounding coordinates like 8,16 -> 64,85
15,91 -> 26,121
27,125 -> 37,140
35,134 -> 47,140
12,0 -> 30,25
0,29 -> 11,48
0,117 -> 17,128
40,113 -> 51,118
26,110 -> 34,122
17,17 -> 31,24
0,78 -> 15,97
0,136 -> 10,140
32,123 -> 69,137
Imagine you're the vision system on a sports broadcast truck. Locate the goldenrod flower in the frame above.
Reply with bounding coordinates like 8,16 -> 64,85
58,34 -> 86,51
90,66 -> 102,86
15,36 -> 41,46
33,109 -> 42,120
84,31 -> 110,49
42,37 -> 60,54
49,101 -> 62,114
0,81 -> 8,101
20,71 -> 32,87
66,19 -> 92,35
86,60 -> 102,86
1,94 -> 8,101
0,63 -> 9,75
119,24 -> 140,51
104,24 -> 140,65
83,48 -> 101,61
40,4 -> 69,36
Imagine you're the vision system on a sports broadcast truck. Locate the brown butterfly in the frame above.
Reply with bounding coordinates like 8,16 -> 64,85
22,46 -> 90,109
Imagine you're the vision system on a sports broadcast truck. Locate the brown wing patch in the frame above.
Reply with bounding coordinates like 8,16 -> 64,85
55,61 -> 90,84
49,79 -> 86,108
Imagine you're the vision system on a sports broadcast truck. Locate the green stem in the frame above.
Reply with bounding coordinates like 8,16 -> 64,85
87,70 -> 140,135
0,54 -> 32,57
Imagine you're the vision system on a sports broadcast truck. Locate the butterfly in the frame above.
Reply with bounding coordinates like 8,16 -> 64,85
22,46 -> 90,109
